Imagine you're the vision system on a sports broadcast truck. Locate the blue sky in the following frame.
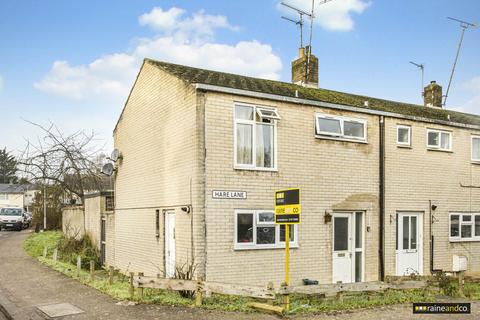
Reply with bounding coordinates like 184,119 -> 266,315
0,0 -> 479,153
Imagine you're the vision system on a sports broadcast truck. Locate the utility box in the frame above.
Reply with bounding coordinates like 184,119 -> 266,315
452,255 -> 468,272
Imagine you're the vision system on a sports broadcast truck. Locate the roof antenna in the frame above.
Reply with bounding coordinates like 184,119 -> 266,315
409,61 -> 425,100
443,17 -> 477,107
281,2 -> 313,49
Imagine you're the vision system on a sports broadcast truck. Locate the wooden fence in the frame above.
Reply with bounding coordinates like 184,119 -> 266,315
132,275 -> 430,314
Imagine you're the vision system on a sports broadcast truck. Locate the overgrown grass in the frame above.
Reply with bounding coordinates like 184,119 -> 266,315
24,230 -> 63,257
23,232 -> 479,315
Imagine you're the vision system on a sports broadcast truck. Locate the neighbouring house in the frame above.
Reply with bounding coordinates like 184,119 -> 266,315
105,46 -> 479,286
0,183 -> 35,208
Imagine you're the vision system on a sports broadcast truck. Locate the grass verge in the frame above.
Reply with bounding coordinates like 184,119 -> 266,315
24,231 -> 473,315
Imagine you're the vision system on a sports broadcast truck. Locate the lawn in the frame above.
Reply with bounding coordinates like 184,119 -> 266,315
23,231 -> 477,315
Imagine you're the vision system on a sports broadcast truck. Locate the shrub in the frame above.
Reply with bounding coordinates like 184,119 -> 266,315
174,259 -> 197,298
57,233 -> 101,269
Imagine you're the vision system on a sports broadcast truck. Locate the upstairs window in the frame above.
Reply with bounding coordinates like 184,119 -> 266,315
234,104 -> 279,170
427,129 -> 451,151
472,136 -> 480,162
315,113 -> 367,142
450,213 -> 480,241
397,125 -> 411,146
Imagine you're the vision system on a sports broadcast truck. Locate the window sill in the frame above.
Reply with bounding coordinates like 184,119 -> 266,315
397,144 -> 412,149
449,238 -> 480,243
427,148 -> 453,153
471,160 -> 480,165
234,166 -> 278,172
234,243 -> 299,251
315,135 -> 368,144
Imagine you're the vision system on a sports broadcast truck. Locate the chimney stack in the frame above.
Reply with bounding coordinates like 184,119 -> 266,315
291,46 -> 318,88
424,81 -> 443,108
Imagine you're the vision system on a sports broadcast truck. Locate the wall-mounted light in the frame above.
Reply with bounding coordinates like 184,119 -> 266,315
181,206 -> 191,214
324,211 -> 332,224
431,204 -> 438,211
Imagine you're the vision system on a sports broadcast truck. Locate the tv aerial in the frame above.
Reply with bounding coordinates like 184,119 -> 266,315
443,17 -> 477,107
409,61 -> 425,99
281,2 -> 313,48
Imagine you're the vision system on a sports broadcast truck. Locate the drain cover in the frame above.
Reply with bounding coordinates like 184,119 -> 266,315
37,303 -> 84,318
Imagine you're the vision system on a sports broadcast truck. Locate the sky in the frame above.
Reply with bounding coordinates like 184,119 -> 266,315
0,0 -> 479,154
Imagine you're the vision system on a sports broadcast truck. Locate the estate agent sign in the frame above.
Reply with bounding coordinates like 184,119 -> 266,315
274,188 -> 301,224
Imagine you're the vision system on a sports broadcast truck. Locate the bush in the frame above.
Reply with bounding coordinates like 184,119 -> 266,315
58,234 -> 101,269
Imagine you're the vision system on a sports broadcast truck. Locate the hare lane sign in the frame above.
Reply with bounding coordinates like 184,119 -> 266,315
212,190 -> 247,199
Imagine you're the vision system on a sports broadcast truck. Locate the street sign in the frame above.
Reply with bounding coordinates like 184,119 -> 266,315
274,188 -> 300,224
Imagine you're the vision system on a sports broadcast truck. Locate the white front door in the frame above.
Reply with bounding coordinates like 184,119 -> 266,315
165,212 -> 176,278
332,212 -> 364,283
396,212 -> 423,276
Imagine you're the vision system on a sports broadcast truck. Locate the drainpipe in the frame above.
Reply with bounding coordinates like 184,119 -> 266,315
429,200 -> 442,273
379,116 -> 385,281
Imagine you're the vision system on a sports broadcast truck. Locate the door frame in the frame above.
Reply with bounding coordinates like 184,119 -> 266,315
332,211 -> 365,283
100,217 -> 106,266
164,211 -> 176,278
395,211 -> 424,276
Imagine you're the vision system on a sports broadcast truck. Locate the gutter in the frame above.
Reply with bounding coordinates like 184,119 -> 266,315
379,116 -> 385,281
194,83 -> 480,131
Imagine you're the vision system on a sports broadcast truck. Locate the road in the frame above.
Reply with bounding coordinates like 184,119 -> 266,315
0,229 -> 479,319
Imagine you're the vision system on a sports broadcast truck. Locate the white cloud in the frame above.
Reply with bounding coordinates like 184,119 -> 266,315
139,7 -> 238,42
35,7 -> 281,105
458,76 -> 480,113
279,0 -> 370,32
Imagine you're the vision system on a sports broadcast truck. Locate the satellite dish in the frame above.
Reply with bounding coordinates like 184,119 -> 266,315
101,163 -> 114,176
110,149 -> 121,162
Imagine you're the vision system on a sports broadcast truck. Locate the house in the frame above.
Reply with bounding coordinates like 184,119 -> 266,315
109,47 -> 480,286
0,184 -> 27,209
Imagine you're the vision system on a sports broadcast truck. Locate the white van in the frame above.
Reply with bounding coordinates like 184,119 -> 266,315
0,207 -> 25,231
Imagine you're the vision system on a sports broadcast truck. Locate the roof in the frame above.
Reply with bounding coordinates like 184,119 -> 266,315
0,184 -> 27,194
145,58 -> 480,127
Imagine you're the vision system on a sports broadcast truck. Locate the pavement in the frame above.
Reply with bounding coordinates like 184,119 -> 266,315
0,229 -> 479,319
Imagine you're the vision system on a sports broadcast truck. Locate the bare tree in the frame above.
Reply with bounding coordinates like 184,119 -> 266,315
19,121 -> 107,203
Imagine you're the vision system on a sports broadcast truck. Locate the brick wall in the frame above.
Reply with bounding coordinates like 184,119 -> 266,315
113,61 -> 205,277
203,92 -> 380,286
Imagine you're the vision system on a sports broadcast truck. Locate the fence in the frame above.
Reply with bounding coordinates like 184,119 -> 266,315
41,245 -> 434,315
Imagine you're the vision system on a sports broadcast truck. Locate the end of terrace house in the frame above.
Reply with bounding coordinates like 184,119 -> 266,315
86,47 -> 480,286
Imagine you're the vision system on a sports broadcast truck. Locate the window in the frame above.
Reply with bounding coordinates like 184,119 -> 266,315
105,195 -> 114,211
234,104 -> 278,170
235,210 -> 297,249
472,136 -> 480,161
427,129 -> 452,151
397,125 -> 411,146
0,193 -> 7,200
315,113 -> 366,142
155,210 -> 160,238
450,213 -> 480,241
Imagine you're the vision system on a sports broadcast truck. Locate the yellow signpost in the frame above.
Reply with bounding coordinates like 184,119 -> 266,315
274,188 -> 300,311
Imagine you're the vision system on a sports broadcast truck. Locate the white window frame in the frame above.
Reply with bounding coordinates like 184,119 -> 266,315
396,125 -> 411,146
449,212 -> 480,242
234,209 -> 298,250
233,103 -> 278,171
471,136 -> 480,162
315,113 -> 367,143
426,129 -> 452,151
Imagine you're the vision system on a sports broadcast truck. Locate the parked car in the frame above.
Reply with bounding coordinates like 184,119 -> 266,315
23,212 -> 32,229
0,207 -> 25,231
